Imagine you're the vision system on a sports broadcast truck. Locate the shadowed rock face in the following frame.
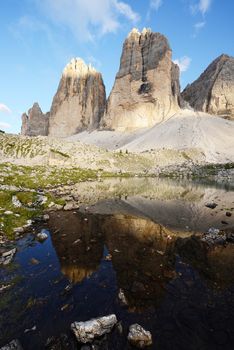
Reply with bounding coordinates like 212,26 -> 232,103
48,58 -> 106,137
101,28 -> 181,131
182,54 -> 234,120
21,103 -> 49,136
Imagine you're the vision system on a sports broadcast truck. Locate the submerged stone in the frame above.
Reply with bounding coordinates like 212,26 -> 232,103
0,339 -> 23,350
0,248 -> 16,265
37,230 -> 49,242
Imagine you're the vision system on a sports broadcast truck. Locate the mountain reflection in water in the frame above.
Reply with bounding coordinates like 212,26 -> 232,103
50,212 -> 177,309
0,178 -> 234,349
50,210 -> 234,307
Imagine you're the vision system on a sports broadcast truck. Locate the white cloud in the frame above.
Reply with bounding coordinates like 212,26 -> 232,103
190,0 -> 212,16
173,56 -> 191,73
0,122 -> 11,129
198,0 -> 212,15
150,0 -> 163,11
37,0 -> 140,41
194,21 -> 206,29
114,1 -> 140,22
193,20 -> 206,37
0,103 -> 12,114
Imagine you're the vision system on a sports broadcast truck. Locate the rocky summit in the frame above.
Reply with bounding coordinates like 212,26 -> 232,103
182,54 -> 234,120
21,102 -> 49,136
101,28 -> 181,131
20,29 -> 234,138
48,58 -> 106,137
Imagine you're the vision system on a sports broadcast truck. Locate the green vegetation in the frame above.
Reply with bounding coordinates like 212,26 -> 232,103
0,162 -> 132,238
0,163 -> 99,189
0,188 -> 66,239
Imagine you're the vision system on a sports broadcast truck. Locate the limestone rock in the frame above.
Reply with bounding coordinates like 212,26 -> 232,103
0,248 -> 16,265
21,103 -> 49,136
0,339 -> 23,350
101,28 -> 180,131
128,324 -> 152,348
182,54 -> 234,120
37,230 -> 49,242
49,58 -> 106,137
71,314 -> 117,343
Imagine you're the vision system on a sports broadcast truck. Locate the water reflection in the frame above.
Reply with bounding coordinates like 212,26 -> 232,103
1,177 -> 234,349
49,210 -> 234,311
59,177 -> 234,233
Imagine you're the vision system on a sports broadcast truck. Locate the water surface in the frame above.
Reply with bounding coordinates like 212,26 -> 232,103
0,178 -> 234,349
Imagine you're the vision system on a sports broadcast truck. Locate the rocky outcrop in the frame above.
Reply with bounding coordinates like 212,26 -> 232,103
182,54 -> 234,120
101,28 -> 181,131
21,103 -> 49,136
48,58 -> 106,137
71,315 -> 117,343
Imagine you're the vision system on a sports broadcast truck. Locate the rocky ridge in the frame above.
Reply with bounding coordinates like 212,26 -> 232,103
101,28 -> 181,131
20,29 -> 234,140
182,54 -> 234,120
21,103 -> 49,136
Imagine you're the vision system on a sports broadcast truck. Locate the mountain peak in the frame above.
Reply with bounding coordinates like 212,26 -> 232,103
128,27 -> 152,38
63,58 -> 97,77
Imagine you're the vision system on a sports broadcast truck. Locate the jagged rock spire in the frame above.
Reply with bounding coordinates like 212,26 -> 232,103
48,58 -> 106,137
101,28 -> 180,131
182,54 -> 234,120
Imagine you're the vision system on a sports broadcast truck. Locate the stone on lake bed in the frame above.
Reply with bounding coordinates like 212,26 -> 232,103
0,339 -> 23,349
128,324 -> 152,348
37,230 -> 49,242
71,314 -> 117,343
0,248 -> 16,265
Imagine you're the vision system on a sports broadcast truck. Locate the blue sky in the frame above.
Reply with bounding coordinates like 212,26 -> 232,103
0,0 -> 233,133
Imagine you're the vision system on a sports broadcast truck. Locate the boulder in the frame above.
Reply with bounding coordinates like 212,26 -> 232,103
101,28 -> 180,131
0,339 -> 23,350
49,58 -> 106,137
21,102 -> 49,136
127,324 -> 152,348
182,54 -> 234,120
0,248 -> 16,265
71,314 -> 117,343
37,230 -> 49,242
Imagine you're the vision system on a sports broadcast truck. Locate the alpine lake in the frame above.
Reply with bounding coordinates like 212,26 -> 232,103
1,177 -> 234,350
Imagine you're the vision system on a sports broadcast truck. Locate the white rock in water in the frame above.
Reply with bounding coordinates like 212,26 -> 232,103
71,314 -> 117,343
0,339 -> 23,349
37,230 -> 48,242
12,196 -> 22,208
128,324 -> 152,348
0,248 -> 16,265
118,289 -> 128,305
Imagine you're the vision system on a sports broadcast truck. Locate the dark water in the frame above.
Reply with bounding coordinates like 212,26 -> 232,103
0,179 -> 234,349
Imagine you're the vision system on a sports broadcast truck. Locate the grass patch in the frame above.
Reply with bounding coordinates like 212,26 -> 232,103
0,189 -> 66,239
